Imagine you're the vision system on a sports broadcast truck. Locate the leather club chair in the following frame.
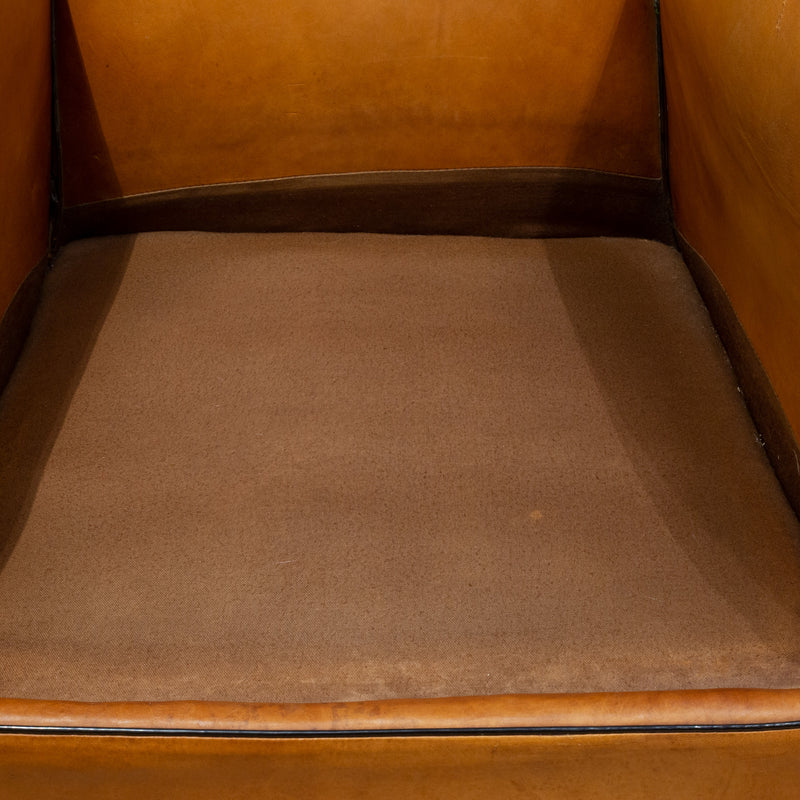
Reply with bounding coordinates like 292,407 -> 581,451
1,1 -> 798,796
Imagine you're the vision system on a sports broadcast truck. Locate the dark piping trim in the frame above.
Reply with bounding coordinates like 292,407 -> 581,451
1,721 -> 800,739
48,0 -> 64,257
653,0 -> 673,226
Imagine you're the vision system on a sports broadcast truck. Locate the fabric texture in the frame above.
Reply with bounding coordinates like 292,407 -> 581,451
1,232 -> 799,703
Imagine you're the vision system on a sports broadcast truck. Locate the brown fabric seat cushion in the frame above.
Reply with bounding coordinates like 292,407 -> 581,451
1,232 -> 799,703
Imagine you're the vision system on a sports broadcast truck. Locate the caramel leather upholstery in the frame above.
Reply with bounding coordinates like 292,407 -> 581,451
3,689 -> 800,732
0,2 -> 50,316
56,0 -> 661,207
663,0 -> 800,439
4,730 -> 800,800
